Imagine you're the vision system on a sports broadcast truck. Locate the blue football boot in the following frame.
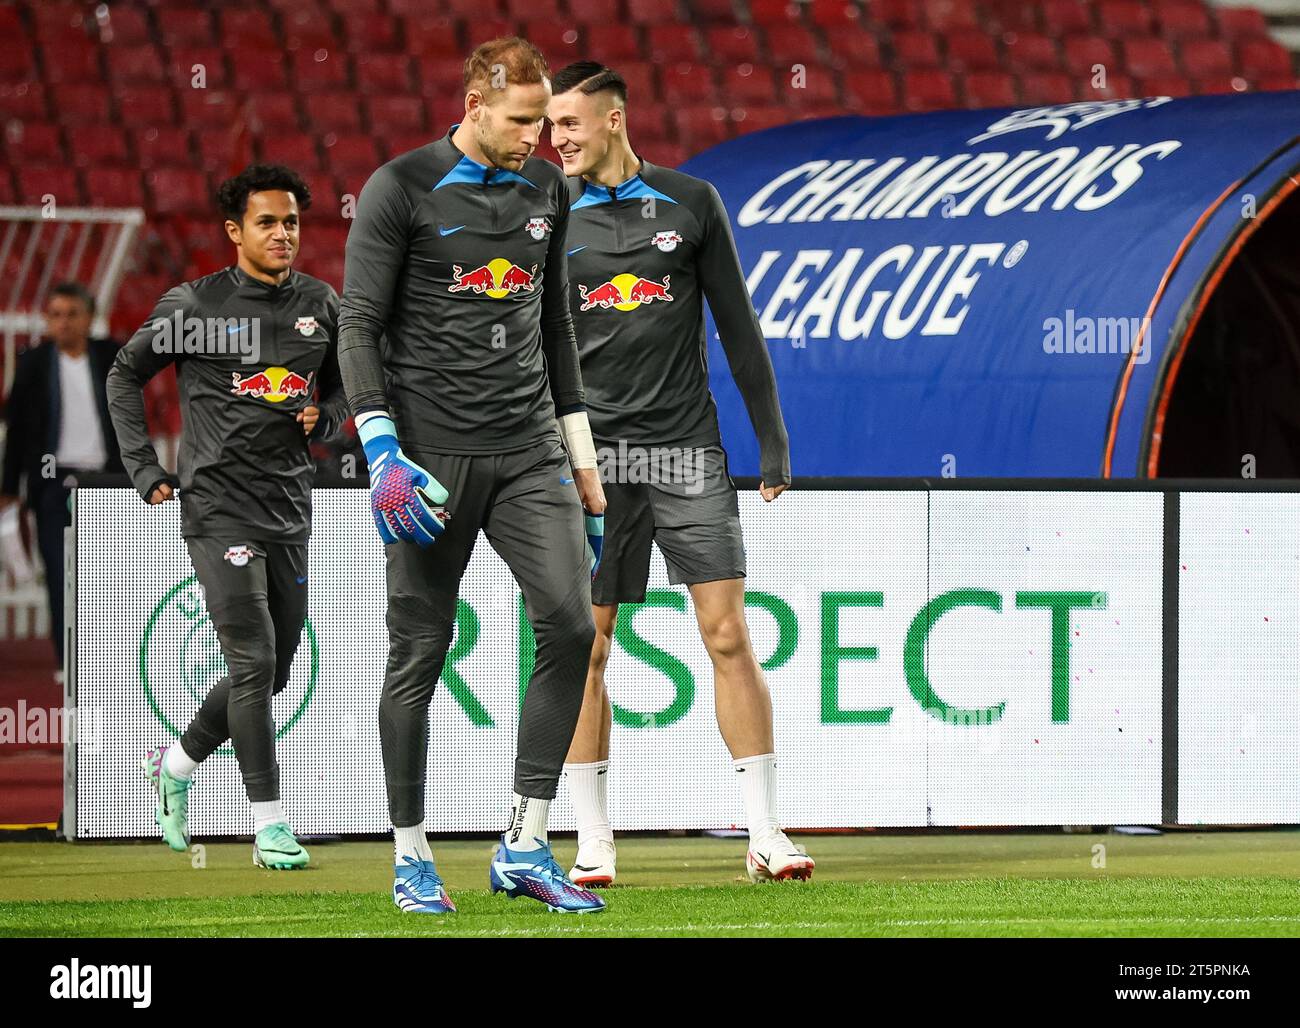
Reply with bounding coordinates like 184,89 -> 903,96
489,836 -> 606,914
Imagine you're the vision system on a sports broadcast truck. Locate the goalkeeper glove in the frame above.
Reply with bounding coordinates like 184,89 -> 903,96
584,512 -> 604,579
358,415 -> 449,547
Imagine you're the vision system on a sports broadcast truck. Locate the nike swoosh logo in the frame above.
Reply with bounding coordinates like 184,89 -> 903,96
757,852 -> 770,864
226,324 -> 247,336
260,847 -> 302,856
560,476 -> 574,485
439,224 -> 465,236
566,245 -> 587,256
573,863 -> 602,872
296,575 -> 308,584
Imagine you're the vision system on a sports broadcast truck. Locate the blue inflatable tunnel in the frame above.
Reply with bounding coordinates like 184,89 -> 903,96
685,92 -> 1300,478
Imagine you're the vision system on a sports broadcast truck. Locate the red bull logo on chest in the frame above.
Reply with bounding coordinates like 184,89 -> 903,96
448,258 -> 538,298
230,367 -> 314,403
578,274 -> 673,312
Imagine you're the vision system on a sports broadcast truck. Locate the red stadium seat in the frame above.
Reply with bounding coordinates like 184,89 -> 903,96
892,30 -> 942,68
767,26 -> 824,66
630,106 -> 670,142
282,9 -> 340,52
461,19 -> 514,45
42,44 -> 103,85
3,123 -> 64,164
944,31 -> 1000,72
364,96 -> 427,134
809,1 -> 863,29
105,44 -> 169,85
0,168 -> 16,204
115,84 -> 178,128
1080,71 -> 1135,100
626,0 -> 677,22
1040,0 -> 1094,35
404,18 -> 465,58
355,53 -> 413,94
178,90 -> 245,130
1063,36 -> 1115,77
522,23 -> 583,65
825,30 -> 884,67
1214,7 -> 1269,39
902,68 -> 958,111
16,165 -> 82,205
1179,38 -> 1233,79
0,46 -> 35,80
780,68 -> 840,104
53,83 -> 113,125
1254,74 -> 1300,91
584,25 -> 642,62
98,6 -> 154,46
660,64 -> 716,106
84,167 -> 146,207
0,82 -> 48,121
673,106 -> 730,148
843,68 -> 899,112
131,127 -> 195,170
230,48 -> 291,92
619,62 -> 659,102
292,49 -> 352,92
647,25 -> 702,62
194,129 -> 255,174
245,93 -> 303,132
70,124 -> 130,167
382,133 -> 436,159
748,0 -> 805,25
641,142 -> 687,168
1238,38 -> 1294,78
148,169 -> 211,216
339,13 -> 401,52
679,0 -> 737,24
566,0 -> 621,20
31,4 -> 89,41
1003,33 -> 1060,72
922,0 -> 979,30
156,9 -> 215,48
731,105 -> 790,134
257,133 -> 326,171
870,0 -> 925,28
981,0 -> 1040,32
1096,0 -> 1153,35
168,48 -> 231,89
719,65 -> 779,105
1122,39 -> 1178,79
306,91 -> 365,133
962,71 -> 1018,108
1136,75 -> 1194,97
321,134 -> 382,175
1151,0 -> 1213,39
220,10 -> 278,49
707,26 -> 762,63
1018,71 -> 1074,104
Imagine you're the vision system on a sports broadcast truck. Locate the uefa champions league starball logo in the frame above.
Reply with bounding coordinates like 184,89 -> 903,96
139,577 -> 317,754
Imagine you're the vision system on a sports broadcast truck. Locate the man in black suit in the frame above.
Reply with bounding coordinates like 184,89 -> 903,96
1,282 -> 123,664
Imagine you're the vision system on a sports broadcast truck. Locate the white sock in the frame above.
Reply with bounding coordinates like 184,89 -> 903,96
505,792 -> 549,851
394,822 -> 434,864
734,752 -> 780,842
163,743 -> 199,781
251,800 -> 285,833
564,761 -> 612,850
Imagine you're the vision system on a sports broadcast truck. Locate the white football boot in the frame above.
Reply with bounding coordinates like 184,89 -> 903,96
569,837 -> 617,888
746,831 -> 815,882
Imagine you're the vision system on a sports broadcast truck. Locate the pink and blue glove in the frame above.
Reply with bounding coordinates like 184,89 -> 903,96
358,415 -> 449,547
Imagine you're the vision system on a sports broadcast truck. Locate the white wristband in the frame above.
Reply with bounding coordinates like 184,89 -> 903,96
559,411 -> 598,470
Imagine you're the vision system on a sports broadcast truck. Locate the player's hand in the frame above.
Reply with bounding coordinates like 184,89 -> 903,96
584,512 -> 604,579
359,415 -> 449,547
297,405 -> 319,436
573,466 -> 606,515
759,481 -> 788,502
148,483 -> 175,505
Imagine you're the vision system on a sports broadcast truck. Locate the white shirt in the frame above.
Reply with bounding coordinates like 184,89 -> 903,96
55,350 -> 108,471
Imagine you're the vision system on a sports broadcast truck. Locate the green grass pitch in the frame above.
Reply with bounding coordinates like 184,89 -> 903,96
1,831 -> 1297,937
